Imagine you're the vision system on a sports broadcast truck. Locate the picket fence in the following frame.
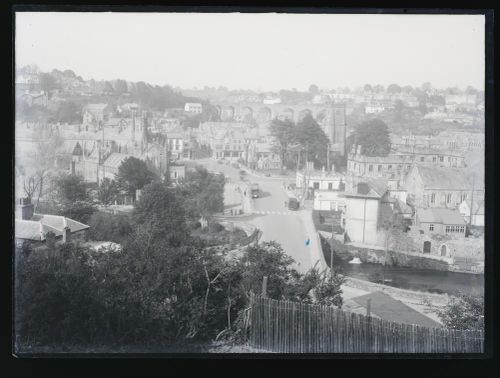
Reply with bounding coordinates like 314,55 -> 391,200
248,295 -> 483,353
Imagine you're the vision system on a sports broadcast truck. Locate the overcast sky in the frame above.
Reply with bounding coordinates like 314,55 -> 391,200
16,12 -> 485,92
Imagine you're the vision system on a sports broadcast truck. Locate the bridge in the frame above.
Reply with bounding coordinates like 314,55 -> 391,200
213,101 -> 349,154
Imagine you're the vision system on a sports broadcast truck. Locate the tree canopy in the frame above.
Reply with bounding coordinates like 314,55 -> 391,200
269,118 -> 295,170
176,166 -> 225,220
437,294 -> 484,331
116,157 -> 157,197
347,118 -> 391,157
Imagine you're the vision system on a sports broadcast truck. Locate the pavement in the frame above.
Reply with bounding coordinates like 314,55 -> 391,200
195,159 -> 321,274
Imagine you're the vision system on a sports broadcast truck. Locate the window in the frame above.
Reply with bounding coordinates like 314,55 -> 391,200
439,156 -> 444,162
432,157 -> 437,162
431,193 -> 435,204
423,241 -> 431,253
446,193 -> 452,203
420,157 -> 425,162
328,183 -> 333,190
369,165 -> 373,172
429,224 -> 434,231
445,226 -> 451,233
378,165 -> 382,172
313,182 -> 320,190
388,165 -> 392,170
462,193 -> 468,202
440,245 -> 447,257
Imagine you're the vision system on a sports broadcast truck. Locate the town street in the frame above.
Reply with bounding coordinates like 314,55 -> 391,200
195,159 -> 320,273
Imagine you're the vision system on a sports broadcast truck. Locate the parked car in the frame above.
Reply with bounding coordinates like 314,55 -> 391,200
287,197 -> 299,210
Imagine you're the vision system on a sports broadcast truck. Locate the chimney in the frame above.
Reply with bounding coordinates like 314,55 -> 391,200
62,226 -> 71,243
16,197 -> 34,220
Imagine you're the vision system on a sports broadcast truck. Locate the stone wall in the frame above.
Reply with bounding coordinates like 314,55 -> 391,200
327,237 -> 451,272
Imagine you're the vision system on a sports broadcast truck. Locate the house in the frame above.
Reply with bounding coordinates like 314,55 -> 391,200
458,199 -> 485,227
184,102 -> 203,114
15,198 -> 89,248
98,153 -> 133,184
404,166 -> 484,209
165,126 -> 192,160
19,91 -> 49,107
415,207 -> 466,239
246,141 -> 281,170
365,103 -> 385,114
313,189 -> 346,212
296,164 -> 345,192
343,179 -> 392,246
82,103 -> 112,131
347,144 -> 465,183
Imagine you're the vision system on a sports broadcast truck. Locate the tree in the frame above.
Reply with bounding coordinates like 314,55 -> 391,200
465,86 -> 478,95
39,73 -> 59,97
176,166 -> 225,221
52,101 -> 81,124
308,84 -> 319,95
421,82 -> 432,92
116,157 -> 157,197
88,211 -> 133,244
269,118 -> 295,170
347,118 -> 391,157
363,84 -> 373,93
103,81 -> 114,94
97,178 -> 119,206
132,181 -> 189,246
51,173 -> 97,223
114,79 -> 128,94
437,294 -> 484,331
387,83 -> 402,94
402,85 -> 413,94
373,84 -> 385,93
292,114 -> 329,169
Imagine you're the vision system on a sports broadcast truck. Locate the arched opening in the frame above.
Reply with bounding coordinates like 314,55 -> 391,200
440,244 -> 448,257
255,107 -> 273,123
315,109 -> 328,124
423,241 -> 431,254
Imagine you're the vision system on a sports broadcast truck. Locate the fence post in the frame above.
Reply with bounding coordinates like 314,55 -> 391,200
262,276 -> 268,298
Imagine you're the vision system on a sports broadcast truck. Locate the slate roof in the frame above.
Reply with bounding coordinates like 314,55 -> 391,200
351,291 -> 442,328
344,178 -> 388,199
417,207 -> 465,225
15,214 -> 89,241
414,166 -> 480,190
84,103 -> 109,113
102,153 -> 132,169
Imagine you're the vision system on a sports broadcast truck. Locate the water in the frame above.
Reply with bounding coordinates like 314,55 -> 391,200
336,260 -> 484,296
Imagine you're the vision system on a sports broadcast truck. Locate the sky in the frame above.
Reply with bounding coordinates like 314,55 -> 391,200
15,12 -> 485,92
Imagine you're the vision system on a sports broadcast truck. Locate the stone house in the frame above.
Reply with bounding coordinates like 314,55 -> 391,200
82,103 -> 112,131
184,102 -> 202,114
404,165 -> 484,209
343,180 -> 393,246
15,198 -> 89,248
415,207 -> 466,238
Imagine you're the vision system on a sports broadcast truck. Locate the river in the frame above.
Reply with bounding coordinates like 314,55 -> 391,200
335,260 -> 484,296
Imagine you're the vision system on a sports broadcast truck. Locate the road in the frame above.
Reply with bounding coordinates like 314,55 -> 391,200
195,159 -> 320,273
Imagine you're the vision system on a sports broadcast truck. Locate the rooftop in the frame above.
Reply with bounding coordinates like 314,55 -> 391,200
417,207 -> 466,225
102,153 -> 133,169
350,291 -> 442,328
412,166 -> 482,190
16,213 -> 89,241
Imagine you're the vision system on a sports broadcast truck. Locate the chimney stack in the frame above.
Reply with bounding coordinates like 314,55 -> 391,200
62,226 -> 71,243
16,197 -> 34,220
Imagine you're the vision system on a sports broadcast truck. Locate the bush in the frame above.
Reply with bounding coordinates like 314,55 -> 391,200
208,222 -> 225,233
88,212 -> 133,244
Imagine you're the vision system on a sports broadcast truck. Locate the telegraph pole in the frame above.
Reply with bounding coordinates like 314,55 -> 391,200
330,220 -> 334,278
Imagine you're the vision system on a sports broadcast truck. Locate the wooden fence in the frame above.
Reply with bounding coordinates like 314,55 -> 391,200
248,295 -> 484,353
